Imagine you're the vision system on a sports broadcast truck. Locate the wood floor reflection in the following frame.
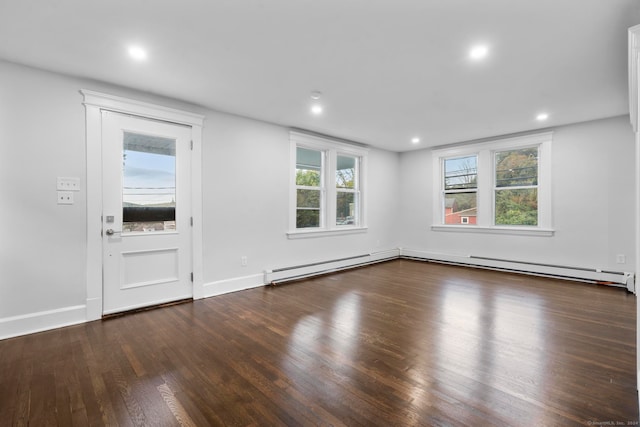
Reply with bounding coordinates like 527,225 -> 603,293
1,260 -> 637,426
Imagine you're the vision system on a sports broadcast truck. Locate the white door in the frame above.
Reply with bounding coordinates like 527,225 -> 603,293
102,111 -> 193,315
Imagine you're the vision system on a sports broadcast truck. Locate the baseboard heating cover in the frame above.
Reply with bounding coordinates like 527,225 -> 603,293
400,248 -> 635,293
264,249 -> 400,284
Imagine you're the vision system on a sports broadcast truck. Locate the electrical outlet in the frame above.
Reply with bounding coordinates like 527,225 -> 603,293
241,256 -> 248,267
57,191 -> 74,205
616,254 -> 626,264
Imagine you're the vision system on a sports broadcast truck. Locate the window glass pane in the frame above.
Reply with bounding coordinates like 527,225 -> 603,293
296,147 -> 321,186
296,210 -> 320,228
336,156 -> 356,189
444,193 -> 477,225
495,188 -> 538,225
336,192 -> 356,225
297,189 -> 320,209
444,156 -> 477,190
495,147 -> 538,187
297,187 -> 321,228
122,132 -> 176,233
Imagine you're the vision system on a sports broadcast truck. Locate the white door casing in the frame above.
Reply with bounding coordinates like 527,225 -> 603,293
82,90 -> 205,320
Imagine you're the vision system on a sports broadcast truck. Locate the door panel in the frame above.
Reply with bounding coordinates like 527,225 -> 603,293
120,247 -> 179,289
102,111 -> 192,314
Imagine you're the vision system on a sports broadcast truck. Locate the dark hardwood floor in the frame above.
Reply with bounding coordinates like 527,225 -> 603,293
1,259 -> 637,426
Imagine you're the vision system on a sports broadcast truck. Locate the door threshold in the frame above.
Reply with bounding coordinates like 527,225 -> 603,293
102,298 -> 193,320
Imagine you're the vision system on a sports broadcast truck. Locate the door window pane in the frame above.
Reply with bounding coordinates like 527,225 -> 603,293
122,132 -> 176,233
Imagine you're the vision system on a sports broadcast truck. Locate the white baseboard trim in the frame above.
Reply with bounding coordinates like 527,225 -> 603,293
400,248 -> 634,289
372,248 -> 401,261
264,249 -> 400,284
202,273 -> 265,298
0,304 -> 87,341
5,248 -> 629,341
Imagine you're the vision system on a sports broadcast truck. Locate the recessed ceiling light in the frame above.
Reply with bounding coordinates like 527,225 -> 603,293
309,91 -> 323,115
536,113 -> 549,121
411,137 -> 420,144
128,45 -> 147,61
469,44 -> 489,60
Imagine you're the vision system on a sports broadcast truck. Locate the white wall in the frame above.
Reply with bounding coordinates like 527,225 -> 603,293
0,61 -> 88,319
0,59 -> 401,336
200,111 -> 401,290
398,115 -> 636,273
0,58 -> 634,339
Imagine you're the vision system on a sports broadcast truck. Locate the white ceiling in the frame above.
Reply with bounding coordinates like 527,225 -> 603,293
1,0 -> 638,152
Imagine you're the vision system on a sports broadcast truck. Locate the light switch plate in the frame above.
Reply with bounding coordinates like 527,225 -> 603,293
57,177 -> 80,191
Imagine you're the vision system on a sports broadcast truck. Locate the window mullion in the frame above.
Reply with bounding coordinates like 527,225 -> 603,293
320,150 -> 327,228
476,150 -> 492,227
325,150 -> 336,228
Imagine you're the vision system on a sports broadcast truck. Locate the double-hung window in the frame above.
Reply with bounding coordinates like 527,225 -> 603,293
290,131 -> 367,237
443,155 -> 478,225
433,132 -> 552,235
494,147 -> 539,226
335,155 -> 359,225
295,147 -> 323,228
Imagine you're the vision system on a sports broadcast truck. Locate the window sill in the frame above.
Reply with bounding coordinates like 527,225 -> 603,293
431,225 -> 554,237
287,226 -> 368,239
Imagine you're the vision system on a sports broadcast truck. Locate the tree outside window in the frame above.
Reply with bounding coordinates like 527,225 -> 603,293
494,147 -> 538,226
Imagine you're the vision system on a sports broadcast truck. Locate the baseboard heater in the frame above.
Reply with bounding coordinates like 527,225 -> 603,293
265,250 -> 399,285
265,248 -> 635,292
400,249 -> 635,293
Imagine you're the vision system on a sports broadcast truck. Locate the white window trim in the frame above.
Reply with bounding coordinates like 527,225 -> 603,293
431,132 -> 554,236
288,131 -> 368,238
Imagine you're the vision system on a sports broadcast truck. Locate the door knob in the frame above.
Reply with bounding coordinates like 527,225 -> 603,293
105,229 -> 120,236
